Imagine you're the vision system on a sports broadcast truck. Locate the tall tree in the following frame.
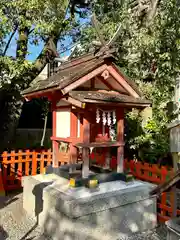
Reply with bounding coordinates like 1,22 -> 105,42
0,0 -> 90,151
77,0 -> 180,161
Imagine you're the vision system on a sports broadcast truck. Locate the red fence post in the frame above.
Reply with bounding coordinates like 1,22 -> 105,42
32,150 -> 37,175
1,151 -> 7,191
10,150 -> 15,186
17,150 -> 23,180
25,149 -> 30,176
0,162 -> 5,196
47,149 -> 52,166
40,150 -> 45,174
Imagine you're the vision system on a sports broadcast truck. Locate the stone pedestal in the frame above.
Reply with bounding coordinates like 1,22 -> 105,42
22,174 -> 67,219
23,174 -> 157,239
166,218 -> 180,240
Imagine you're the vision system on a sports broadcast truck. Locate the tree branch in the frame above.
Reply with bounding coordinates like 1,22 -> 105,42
19,0 -> 90,87
16,26 -> 29,59
3,25 -> 18,56
29,28 -> 35,35
147,0 -> 160,25
21,35 -> 59,87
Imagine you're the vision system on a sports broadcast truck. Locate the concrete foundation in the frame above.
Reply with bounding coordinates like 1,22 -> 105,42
166,218 -> 180,240
23,174 -> 157,240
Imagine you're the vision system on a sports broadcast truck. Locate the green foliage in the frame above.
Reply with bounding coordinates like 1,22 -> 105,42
0,0 -> 89,151
79,0 -> 180,162
125,112 -> 169,163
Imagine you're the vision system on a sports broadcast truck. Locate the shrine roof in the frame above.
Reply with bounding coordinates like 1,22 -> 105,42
22,51 -> 142,97
69,91 -> 151,107
23,52 -> 112,96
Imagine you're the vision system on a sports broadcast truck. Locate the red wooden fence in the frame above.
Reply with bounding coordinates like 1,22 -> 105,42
124,160 -> 180,222
0,149 -> 179,222
0,149 -> 70,191
124,160 -> 173,184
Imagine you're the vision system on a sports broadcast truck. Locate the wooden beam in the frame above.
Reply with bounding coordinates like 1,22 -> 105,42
91,78 -> 95,89
52,103 -> 59,168
61,97 -> 86,109
150,169 -> 180,196
71,112 -> 78,139
97,76 -> 113,90
51,136 -> 82,144
52,141 -> 59,168
107,65 -> 140,98
23,86 -> 61,99
57,53 -> 97,72
82,115 -> 90,178
84,99 -> 151,108
61,64 -> 107,95
69,111 -> 78,172
51,136 -> 71,143
56,105 -> 72,109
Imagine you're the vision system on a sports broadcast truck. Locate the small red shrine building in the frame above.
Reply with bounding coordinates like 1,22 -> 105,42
23,51 -> 151,178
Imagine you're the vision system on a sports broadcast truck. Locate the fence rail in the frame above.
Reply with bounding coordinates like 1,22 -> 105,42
0,149 -> 70,191
0,149 -> 179,222
124,160 -> 180,222
124,160 -> 174,183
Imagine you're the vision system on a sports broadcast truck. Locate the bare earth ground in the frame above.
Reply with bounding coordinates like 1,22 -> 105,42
0,191 -> 168,240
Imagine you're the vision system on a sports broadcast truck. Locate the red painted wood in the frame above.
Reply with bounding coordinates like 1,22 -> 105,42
71,112 -> 77,138
107,65 -> 139,98
98,76 -> 113,90
61,64 -> 107,94
0,148 -> 178,225
91,78 -> 95,89
56,105 -> 72,110
83,115 -> 90,143
116,109 -> 124,172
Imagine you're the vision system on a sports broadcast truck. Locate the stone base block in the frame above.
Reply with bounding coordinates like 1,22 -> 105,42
40,179 -> 157,239
22,174 -> 67,219
166,218 -> 180,240
22,174 -> 157,239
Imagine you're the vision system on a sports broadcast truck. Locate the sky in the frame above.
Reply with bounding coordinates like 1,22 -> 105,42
6,16 -> 89,62
6,33 -> 74,61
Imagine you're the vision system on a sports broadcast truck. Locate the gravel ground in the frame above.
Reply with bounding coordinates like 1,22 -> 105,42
0,191 -> 42,240
0,191 -> 168,240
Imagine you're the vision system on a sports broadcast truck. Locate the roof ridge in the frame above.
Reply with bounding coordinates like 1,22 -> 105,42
56,51 -> 114,72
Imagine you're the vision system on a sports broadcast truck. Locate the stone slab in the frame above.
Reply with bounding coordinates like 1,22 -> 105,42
166,218 -> 180,240
43,179 -> 155,218
41,195 -> 157,240
22,174 -> 67,219
22,174 -> 157,238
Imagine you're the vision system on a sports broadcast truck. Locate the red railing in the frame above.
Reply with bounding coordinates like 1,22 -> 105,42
124,160 -> 173,183
0,149 -> 69,191
123,160 -> 180,222
0,149 -> 179,222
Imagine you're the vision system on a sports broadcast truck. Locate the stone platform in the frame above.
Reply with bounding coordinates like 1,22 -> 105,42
22,174 -> 157,240
22,173 -> 67,218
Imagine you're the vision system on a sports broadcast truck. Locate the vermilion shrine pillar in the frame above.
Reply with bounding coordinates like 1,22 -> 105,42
116,109 -> 124,173
52,103 -> 59,168
82,115 -> 90,178
69,112 -> 78,172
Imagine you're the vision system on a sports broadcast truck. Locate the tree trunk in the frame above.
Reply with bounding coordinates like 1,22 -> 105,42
0,90 -> 23,152
0,36 -> 59,153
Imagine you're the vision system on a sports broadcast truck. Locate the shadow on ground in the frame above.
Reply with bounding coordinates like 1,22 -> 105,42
0,225 -> 8,239
18,182 -> 51,240
0,189 -> 22,210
